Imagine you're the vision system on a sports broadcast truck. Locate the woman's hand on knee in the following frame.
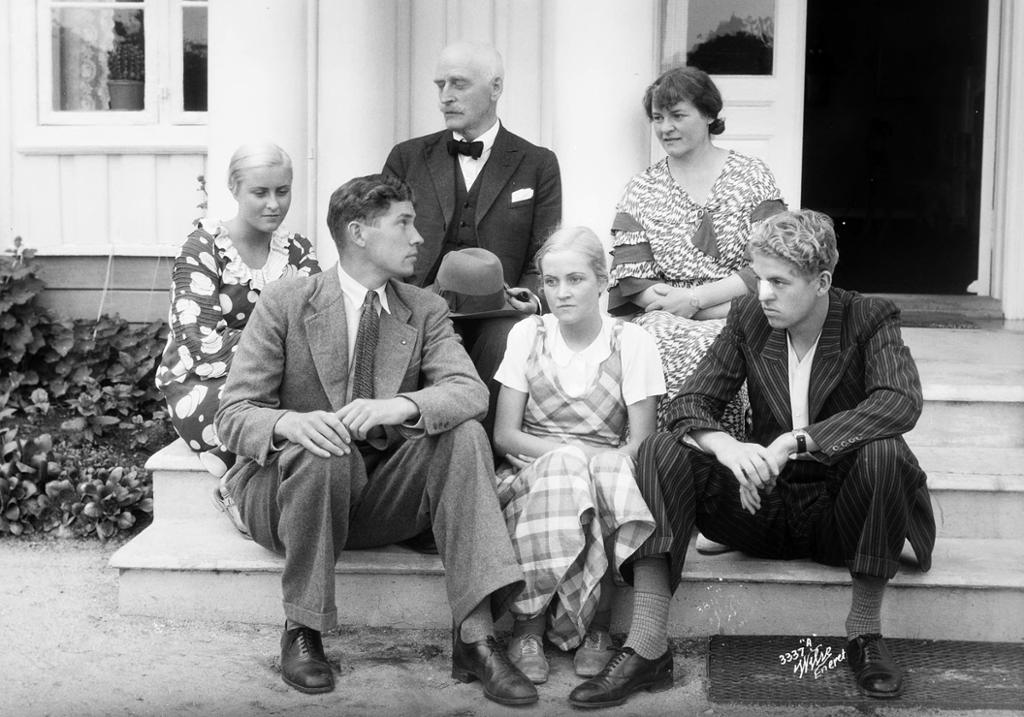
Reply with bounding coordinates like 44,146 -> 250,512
505,453 -> 535,470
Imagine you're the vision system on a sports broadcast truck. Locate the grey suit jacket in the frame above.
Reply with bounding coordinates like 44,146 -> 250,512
383,125 -> 562,292
215,269 -> 488,469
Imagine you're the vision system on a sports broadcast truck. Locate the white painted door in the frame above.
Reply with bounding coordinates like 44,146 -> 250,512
654,0 -> 807,207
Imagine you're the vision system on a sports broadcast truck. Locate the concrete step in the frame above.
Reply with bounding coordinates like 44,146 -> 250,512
915,445 -> 1024,539
908,400 -> 1023,447
141,440 -> 1024,540
109,515 -> 1024,642
902,327 -> 1024,447
114,327 -> 1024,640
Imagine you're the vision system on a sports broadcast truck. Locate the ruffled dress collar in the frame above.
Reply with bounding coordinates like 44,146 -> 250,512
204,221 -> 292,291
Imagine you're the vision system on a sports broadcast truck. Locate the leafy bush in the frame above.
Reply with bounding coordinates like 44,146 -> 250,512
1,237 -> 169,438
0,429 -> 152,539
1,237 -> 169,540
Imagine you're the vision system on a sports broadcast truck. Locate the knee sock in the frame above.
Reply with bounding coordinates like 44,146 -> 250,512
622,556 -> 671,660
512,612 -> 546,639
846,573 -> 887,640
459,599 -> 496,644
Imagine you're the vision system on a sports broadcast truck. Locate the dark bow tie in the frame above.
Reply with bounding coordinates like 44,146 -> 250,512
447,138 -> 484,160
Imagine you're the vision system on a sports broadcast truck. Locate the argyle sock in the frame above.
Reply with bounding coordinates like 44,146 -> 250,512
845,573 -> 887,640
459,599 -> 495,644
512,612 -> 547,639
622,556 -> 671,659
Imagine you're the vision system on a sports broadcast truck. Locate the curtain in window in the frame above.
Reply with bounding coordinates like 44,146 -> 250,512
55,8 -> 115,110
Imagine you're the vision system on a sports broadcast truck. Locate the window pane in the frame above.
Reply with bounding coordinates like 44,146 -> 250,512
182,4 -> 208,112
662,0 -> 775,75
51,6 -> 145,111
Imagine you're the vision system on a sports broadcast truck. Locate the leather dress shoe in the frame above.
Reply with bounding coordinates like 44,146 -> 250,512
569,646 -> 673,709
573,629 -> 615,677
695,533 -> 734,555
280,625 -> 335,694
451,631 -> 538,706
507,632 -> 549,684
847,633 -> 904,698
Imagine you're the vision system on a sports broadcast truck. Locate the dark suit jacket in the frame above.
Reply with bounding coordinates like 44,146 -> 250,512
383,125 -> 562,292
665,287 -> 924,463
665,287 -> 934,569
215,269 -> 489,472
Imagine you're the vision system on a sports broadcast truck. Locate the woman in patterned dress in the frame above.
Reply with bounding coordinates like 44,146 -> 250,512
156,142 -> 320,488
608,67 -> 785,433
492,227 -> 665,684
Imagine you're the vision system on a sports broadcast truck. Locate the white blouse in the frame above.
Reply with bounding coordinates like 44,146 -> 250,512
495,314 -> 666,405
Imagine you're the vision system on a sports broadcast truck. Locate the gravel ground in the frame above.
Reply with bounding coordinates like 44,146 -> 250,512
1,535 -> 1020,717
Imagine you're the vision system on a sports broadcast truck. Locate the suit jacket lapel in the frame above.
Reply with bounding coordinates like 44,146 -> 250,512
752,321 -> 793,431
305,270 -> 350,411
475,126 -> 524,224
375,282 -> 417,399
809,292 -> 845,421
425,132 -> 456,229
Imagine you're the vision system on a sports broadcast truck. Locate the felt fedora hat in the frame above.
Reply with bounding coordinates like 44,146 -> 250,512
431,248 -> 520,319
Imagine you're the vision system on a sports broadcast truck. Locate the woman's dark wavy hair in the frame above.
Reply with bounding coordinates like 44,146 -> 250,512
643,66 -> 725,135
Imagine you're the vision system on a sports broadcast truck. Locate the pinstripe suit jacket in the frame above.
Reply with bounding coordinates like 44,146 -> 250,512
663,288 -> 935,571
664,288 -> 923,464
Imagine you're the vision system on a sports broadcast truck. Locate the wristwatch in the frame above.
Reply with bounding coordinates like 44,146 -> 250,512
688,289 -> 702,310
792,430 -> 808,454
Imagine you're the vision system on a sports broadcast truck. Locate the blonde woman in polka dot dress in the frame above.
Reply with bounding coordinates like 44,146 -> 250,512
156,142 -> 320,490
608,67 -> 785,434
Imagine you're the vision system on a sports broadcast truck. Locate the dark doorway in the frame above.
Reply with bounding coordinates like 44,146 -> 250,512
801,0 -> 988,293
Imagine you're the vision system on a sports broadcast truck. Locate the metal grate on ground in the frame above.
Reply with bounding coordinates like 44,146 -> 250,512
707,635 -> 1024,709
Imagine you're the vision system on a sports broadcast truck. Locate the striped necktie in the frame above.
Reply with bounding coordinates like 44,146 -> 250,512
352,290 -> 379,399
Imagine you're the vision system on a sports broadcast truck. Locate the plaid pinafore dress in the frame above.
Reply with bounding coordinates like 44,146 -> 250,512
495,316 -> 655,650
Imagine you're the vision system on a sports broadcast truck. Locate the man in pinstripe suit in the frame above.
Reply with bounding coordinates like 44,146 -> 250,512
569,209 -> 936,708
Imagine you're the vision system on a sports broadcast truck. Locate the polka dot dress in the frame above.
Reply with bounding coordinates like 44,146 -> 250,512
155,223 -> 320,452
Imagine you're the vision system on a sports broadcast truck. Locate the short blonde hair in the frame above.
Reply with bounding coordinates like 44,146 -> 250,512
747,209 -> 839,276
227,142 -> 292,194
534,226 -> 609,283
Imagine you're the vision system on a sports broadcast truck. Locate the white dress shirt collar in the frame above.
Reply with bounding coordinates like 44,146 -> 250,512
336,263 -> 390,364
452,120 -> 500,188
336,263 -> 389,312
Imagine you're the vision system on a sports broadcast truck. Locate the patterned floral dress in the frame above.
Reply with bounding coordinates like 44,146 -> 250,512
493,315 -> 663,650
155,222 -> 320,453
608,151 -> 784,432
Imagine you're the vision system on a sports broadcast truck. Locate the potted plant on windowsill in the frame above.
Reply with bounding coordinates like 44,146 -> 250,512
107,13 -> 145,111
108,41 -> 144,110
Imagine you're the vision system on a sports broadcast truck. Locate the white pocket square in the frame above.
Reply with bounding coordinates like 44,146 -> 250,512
510,188 -> 534,203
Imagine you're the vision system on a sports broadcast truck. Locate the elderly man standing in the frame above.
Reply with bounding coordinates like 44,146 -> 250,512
384,41 -> 562,435
216,174 -> 538,707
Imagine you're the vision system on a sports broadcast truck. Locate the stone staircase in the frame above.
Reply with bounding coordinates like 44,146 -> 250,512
110,327 -> 1024,641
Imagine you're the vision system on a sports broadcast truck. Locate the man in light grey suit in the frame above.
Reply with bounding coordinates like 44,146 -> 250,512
216,174 -> 538,706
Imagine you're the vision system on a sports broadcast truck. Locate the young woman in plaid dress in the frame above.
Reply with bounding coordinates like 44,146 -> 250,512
492,226 -> 666,684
